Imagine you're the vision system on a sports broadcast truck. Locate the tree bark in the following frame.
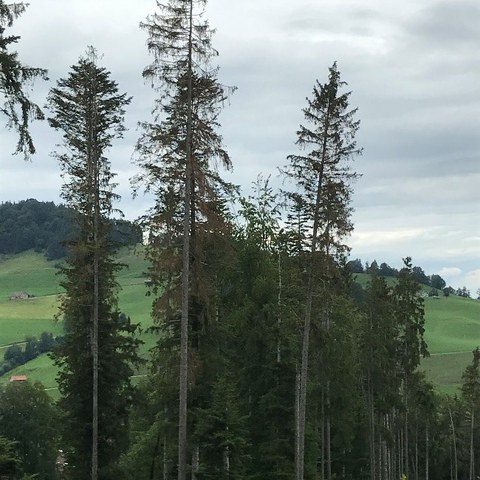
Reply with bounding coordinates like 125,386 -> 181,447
294,92 -> 333,480
277,251 -> 282,363
191,445 -> 199,480
294,366 -> 301,479
326,382 -> 332,480
178,2 -> 194,480
470,406 -> 474,480
448,405 -> 458,480
425,423 -> 429,480
90,66 -> 99,480
149,430 -> 161,480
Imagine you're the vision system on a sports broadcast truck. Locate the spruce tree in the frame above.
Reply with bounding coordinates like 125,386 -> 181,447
282,62 -> 361,480
394,257 -> 428,479
0,1 -> 47,157
134,2 -> 234,478
360,274 -> 401,480
47,48 -> 139,480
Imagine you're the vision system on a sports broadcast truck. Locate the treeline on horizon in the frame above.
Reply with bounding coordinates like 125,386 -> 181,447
0,199 -> 142,259
2,1 -> 480,480
347,258 -> 474,299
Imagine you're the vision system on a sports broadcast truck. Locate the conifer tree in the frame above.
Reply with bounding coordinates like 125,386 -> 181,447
394,257 -> 428,479
47,48 -> 139,480
227,178 -> 298,478
134,2 -> 234,478
360,274 -> 401,480
282,62 -> 361,480
0,1 -> 47,157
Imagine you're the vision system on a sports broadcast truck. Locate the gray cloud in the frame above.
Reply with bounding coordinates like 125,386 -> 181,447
0,0 -> 478,291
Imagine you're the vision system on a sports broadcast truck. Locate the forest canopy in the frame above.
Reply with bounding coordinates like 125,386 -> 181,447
0,199 -> 142,259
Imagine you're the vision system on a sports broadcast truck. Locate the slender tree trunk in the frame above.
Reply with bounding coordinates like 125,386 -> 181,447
277,251 -> 282,363
223,442 -> 230,479
92,206 -> 99,480
296,280 -> 313,480
295,99 -> 332,480
399,423 -> 403,479
326,383 -> 332,480
415,422 -> 418,480
164,433 -> 168,480
450,443 -> 453,480
470,406 -> 474,480
325,304 -> 332,480
404,378 -> 409,480
90,71 -> 99,480
320,390 -> 325,480
448,405 -> 458,480
321,392 -> 325,480
191,446 -> 199,480
425,423 -> 429,480
294,366 -> 301,479
149,430 -> 161,480
369,384 -> 375,480
178,2 -> 194,479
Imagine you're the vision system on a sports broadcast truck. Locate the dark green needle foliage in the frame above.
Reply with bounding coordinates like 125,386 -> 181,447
47,48 -> 140,480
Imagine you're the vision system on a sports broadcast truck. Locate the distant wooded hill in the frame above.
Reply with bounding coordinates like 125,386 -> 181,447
0,199 -> 142,259
347,257 -> 447,288
347,258 -> 473,299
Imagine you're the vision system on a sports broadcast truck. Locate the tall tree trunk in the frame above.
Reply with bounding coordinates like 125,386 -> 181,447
470,406 -> 474,480
295,97 -> 332,480
448,405 -> 458,480
326,382 -> 332,480
277,251 -> 282,363
414,422 -> 418,480
90,72 -> 99,480
296,279 -> 313,480
163,433 -> 168,480
92,248 -> 99,480
149,430 -> 161,480
425,423 -> 429,480
223,439 -> 230,479
294,366 -> 301,479
404,378 -> 409,480
191,446 -> 199,480
368,384 -> 375,480
321,392 -> 325,480
92,205 -> 99,480
178,2 -> 194,480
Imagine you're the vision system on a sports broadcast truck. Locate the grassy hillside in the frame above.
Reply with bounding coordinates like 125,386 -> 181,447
0,251 -> 62,298
422,295 -> 480,393
0,247 -> 153,393
355,273 -> 480,393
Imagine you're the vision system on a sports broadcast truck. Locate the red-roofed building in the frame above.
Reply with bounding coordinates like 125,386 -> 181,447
9,375 -> 27,382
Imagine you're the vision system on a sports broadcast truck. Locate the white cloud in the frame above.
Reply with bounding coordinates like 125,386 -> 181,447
466,270 -> 480,293
0,0 -> 478,295
438,267 -> 463,278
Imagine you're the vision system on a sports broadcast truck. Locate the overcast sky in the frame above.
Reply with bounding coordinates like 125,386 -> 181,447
0,0 -> 479,292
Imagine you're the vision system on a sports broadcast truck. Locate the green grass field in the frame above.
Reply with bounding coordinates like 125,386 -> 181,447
356,275 -> 480,392
0,251 -> 62,298
1,251 -> 479,395
0,248 -> 155,392
421,295 -> 480,392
